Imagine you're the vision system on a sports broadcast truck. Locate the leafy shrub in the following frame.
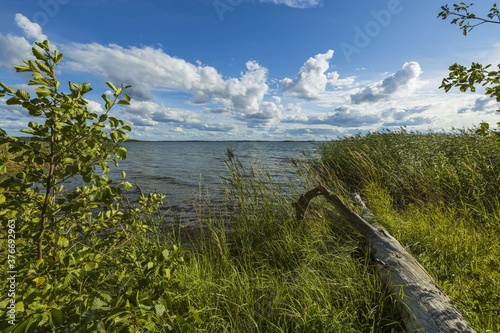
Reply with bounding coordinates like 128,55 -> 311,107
0,41 -> 197,332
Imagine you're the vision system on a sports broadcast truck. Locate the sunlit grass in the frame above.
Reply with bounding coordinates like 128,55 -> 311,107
173,128 -> 500,332
318,128 -> 500,332
174,156 -> 404,332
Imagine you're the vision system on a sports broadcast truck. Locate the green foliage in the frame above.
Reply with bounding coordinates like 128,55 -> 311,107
438,2 -> 499,36
439,2 -> 500,128
0,41 -> 195,332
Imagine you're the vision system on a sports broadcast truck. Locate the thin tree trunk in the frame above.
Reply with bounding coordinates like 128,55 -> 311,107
295,185 -> 475,333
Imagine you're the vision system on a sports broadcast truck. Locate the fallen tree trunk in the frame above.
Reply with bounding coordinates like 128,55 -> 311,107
295,185 -> 475,333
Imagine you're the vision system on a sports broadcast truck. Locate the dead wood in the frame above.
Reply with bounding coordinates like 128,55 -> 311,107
295,185 -> 475,333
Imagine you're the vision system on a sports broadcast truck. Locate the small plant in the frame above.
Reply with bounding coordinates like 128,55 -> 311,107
0,41 -> 196,332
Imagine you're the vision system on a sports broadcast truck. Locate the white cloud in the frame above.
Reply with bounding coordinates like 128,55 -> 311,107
62,43 -> 281,126
15,14 -> 48,41
62,43 -> 226,100
280,50 -> 334,100
125,100 -> 235,132
257,0 -> 322,8
458,96 -> 498,114
85,99 -> 104,114
351,61 -> 422,104
283,105 -> 382,128
327,71 -> 357,88
0,14 -> 487,140
0,34 -> 31,69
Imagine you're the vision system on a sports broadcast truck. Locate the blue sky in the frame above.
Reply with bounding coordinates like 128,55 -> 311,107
0,0 -> 499,140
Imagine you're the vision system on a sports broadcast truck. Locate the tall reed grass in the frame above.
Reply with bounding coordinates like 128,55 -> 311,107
143,128 -> 498,332
174,155 -> 404,332
318,128 -> 500,332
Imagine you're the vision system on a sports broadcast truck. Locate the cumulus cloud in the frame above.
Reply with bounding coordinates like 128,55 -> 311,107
0,34 -> 31,69
457,96 -> 497,113
239,97 -> 285,128
280,50 -> 334,100
327,71 -> 357,89
381,105 -> 434,127
215,61 -> 270,113
61,43 -> 282,126
126,100 -> 235,132
283,105 -> 381,128
351,61 -> 422,104
257,0 -> 322,8
0,14 -> 49,69
15,14 -> 48,41
85,99 -> 105,114
62,43 -> 225,100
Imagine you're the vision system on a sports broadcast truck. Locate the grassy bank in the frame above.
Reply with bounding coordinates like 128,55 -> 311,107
316,129 -> 500,331
175,129 -> 499,332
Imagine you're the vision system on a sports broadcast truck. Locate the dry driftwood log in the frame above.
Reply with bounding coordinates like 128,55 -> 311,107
295,185 -> 475,333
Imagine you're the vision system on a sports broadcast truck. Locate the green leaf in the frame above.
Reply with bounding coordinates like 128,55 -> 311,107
123,181 -> 132,191
15,301 -> 24,312
35,87 -> 53,97
38,40 -> 50,52
33,277 -> 46,286
32,47 -> 47,61
55,53 -> 64,64
36,60 -> 52,75
155,304 -> 166,316
97,321 -> 106,333
0,82 -> 14,93
102,94 -> 112,110
57,237 -> 69,247
84,262 -> 98,271
5,97 -> 20,105
109,117 -> 118,128
51,309 -> 64,327
106,81 -> 117,92
15,90 -> 30,100
14,65 -> 31,73
110,132 -> 119,142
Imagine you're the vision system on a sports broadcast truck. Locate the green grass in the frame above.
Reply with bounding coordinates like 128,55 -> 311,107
173,128 -> 499,332
173,157 -> 405,332
318,128 -> 500,332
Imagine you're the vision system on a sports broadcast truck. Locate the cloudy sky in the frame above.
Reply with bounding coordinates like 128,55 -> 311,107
0,0 -> 499,140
